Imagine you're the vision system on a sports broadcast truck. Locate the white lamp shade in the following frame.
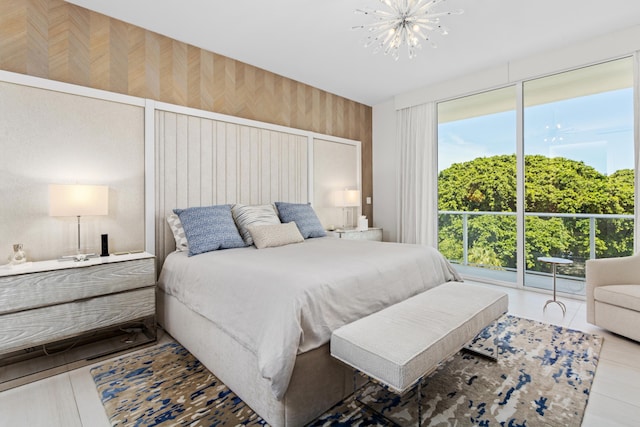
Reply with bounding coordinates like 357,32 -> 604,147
344,189 -> 361,207
334,189 -> 361,207
49,184 -> 109,217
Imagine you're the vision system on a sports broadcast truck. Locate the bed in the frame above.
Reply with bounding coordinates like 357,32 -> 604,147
152,111 -> 460,425
157,234 -> 461,426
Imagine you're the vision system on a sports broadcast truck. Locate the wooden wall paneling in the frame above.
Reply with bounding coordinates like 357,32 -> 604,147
89,12 -> 109,91
48,1 -> 90,86
187,44 -> 201,110
278,76 -> 291,127
109,19 -> 128,93
200,49 -> 214,112
160,37 -> 187,107
223,56 -> 236,116
27,0 -> 49,78
0,0 -> 26,75
127,26 -> 146,98
212,52 -> 225,114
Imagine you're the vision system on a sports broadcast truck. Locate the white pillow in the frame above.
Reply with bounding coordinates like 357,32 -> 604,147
232,203 -> 281,245
167,214 -> 188,251
248,222 -> 304,249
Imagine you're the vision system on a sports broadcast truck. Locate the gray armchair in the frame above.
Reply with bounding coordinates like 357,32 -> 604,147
585,253 -> 640,342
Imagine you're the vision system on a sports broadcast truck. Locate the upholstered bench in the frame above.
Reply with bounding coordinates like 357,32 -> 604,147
331,282 -> 508,399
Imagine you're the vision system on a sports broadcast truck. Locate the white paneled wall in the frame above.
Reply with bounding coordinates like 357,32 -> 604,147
154,110 -> 308,265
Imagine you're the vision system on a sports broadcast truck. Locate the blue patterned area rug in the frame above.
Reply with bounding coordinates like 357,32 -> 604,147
91,315 -> 601,426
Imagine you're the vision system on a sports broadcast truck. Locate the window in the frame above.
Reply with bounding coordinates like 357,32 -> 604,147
437,58 -> 635,294
437,87 -> 517,283
523,58 -> 634,293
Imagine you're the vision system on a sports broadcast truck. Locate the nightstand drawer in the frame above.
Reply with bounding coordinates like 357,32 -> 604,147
0,287 -> 155,355
0,258 -> 155,315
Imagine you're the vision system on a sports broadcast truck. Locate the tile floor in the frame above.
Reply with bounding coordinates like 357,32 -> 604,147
1,281 -> 639,426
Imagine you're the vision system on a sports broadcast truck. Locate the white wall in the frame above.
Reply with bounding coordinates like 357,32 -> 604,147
0,75 -> 145,261
313,139 -> 361,230
373,24 -> 640,242
372,98 -> 397,242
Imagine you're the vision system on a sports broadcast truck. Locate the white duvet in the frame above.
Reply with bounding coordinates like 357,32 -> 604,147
158,237 -> 461,400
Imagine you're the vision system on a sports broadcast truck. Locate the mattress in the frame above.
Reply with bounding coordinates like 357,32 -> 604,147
157,237 -> 461,399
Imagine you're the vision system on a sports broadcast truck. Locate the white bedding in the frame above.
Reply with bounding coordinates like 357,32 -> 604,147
158,237 -> 461,400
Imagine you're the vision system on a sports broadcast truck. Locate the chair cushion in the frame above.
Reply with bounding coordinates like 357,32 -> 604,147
594,284 -> 640,312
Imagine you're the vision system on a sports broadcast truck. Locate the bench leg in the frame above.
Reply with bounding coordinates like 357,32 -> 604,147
417,378 -> 423,427
462,345 -> 498,362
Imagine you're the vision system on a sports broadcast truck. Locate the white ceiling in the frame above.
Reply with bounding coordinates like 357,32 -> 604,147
66,0 -> 640,106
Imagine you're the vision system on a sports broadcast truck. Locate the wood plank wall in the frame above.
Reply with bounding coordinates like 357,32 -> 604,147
0,0 -> 374,222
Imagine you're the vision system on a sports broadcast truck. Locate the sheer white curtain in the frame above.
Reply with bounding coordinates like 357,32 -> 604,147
396,102 -> 438,247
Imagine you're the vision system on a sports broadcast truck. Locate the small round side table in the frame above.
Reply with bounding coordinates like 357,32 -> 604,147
537,256 -> 573,316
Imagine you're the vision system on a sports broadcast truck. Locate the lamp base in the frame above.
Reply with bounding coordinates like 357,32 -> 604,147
60,253 -> 98,262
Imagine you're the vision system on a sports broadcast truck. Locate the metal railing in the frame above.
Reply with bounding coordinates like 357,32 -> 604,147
439,210 -> 633,267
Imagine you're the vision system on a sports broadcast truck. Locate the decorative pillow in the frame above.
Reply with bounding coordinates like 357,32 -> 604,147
232,203 -> 281,246
274,202 -> 326,239
173,205 -> 247,256
248,222 -> 304,249
166,214 -> 189,252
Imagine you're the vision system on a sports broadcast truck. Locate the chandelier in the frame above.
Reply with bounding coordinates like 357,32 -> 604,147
354,0 -> 463,60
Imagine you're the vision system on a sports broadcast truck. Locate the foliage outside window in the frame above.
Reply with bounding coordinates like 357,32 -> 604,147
437,58 -> 635,293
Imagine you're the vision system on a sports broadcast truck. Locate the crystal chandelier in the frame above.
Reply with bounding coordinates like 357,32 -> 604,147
354,0 -> 463,60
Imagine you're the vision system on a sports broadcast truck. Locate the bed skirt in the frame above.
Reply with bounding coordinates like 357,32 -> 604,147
157,289 -> 362,427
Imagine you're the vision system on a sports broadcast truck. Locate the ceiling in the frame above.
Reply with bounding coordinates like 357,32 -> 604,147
66,0 -> 640,107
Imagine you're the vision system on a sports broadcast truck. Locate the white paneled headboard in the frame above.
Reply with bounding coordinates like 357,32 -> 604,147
154,105 -> 310,266
151,102 -> 362,270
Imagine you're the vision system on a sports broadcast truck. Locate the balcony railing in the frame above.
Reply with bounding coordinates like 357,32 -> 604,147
438,210 -> 634,295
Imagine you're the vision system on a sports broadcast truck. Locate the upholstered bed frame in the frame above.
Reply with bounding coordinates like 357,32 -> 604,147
153,105 -> 364,425
158,290 -> 363,426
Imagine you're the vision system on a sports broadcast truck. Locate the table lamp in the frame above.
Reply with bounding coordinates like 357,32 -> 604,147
334,188 -> 360,229
49,184 -> 108,261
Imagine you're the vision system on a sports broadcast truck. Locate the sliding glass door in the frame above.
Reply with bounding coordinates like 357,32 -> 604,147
437,57 -> 635,295
523,58 -> 635,294
437,87 -> 517,283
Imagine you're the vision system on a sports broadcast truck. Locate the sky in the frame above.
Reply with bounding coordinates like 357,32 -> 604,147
438,88 -> 634,175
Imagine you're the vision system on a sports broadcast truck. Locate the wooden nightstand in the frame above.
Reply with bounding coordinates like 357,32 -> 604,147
0,252 -> 156,390
326,227 -> 383,242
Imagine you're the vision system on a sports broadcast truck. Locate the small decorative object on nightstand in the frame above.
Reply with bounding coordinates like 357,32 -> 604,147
357,215 -> 368,231
8,244 -> 27,265
327,227 -> 383,242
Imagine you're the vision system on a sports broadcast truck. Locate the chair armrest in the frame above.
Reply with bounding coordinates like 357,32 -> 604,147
585,253 -> 640,324
586,253 -> 640,287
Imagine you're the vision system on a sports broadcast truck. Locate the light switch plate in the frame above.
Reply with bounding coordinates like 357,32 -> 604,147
366,197 -> 372,204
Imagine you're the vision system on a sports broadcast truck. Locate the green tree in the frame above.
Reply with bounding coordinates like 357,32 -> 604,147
438,154 -> 634,274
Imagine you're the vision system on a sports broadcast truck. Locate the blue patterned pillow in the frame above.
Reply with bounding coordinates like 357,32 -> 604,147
275,202 -> 326,239
173,205 -> 247,256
